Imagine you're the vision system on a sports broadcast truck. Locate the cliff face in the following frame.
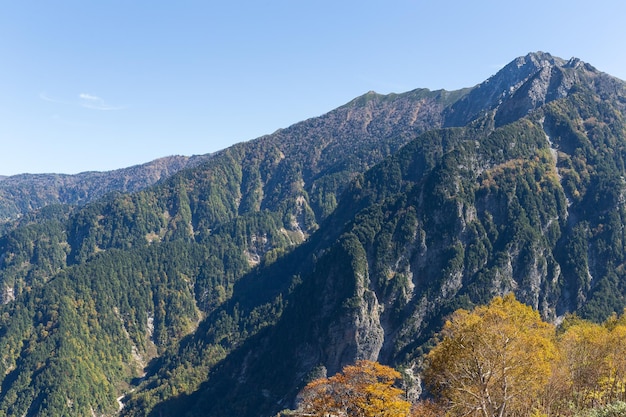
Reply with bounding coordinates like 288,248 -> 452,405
113,56 -> 619,417
119,53 -> 626,417
445,51 -> 625,128
2,53 -> 626,417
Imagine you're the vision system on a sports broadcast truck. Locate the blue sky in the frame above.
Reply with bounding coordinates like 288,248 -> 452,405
1,1 -> 625,175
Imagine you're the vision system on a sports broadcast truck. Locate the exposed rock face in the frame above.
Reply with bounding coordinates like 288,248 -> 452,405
445,52 -> 624,128
2,52 -> 626,417
444,52 -> 563,126
1,286 -> 14,304
156,52 -> 626,417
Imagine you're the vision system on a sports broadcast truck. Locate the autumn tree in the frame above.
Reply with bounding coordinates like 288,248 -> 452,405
298,360 -> 411,417
410,400 -> 445,417
604,317 -> 626,404
423,294 -> 557,417
557,317 -> 610,410
555,311 -> 626,411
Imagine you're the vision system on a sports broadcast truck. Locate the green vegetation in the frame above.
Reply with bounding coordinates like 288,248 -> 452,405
0,155 -> 209,228
1,53 -> 626,416
0,77 -> 450,416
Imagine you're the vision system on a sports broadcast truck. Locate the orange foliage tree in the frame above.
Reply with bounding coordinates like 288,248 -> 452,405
298,360 -> 411,417
295,300 -> 626,417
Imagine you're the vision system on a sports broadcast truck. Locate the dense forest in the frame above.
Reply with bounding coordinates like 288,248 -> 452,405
1,52 -> 626,416
0,154 -> 211,230
282,295 -> 626,417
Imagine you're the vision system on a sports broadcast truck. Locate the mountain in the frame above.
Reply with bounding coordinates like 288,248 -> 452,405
0,72 -> 459,416
0,154 -> 211,228
118,52 -> 626,417
1,52 -> 626,417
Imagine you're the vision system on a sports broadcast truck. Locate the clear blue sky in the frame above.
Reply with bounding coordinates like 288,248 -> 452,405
1,0 -> 625,175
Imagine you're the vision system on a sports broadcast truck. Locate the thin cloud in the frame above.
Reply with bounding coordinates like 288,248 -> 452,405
79,93 -> 100,101
39,91 -> 125,110
39,92 -> 69,105
78,93 -> 125,110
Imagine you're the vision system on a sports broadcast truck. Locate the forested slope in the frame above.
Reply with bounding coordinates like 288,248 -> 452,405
0,76 -> 457,416
0,154 -> 211,231
123,53 -> 626,416
1,52 -> 625,416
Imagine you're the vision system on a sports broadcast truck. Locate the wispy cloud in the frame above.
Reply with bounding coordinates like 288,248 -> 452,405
39,91 -> 125,111
79,93 -> 100,101
78,93 -> 125,110
39,92 -> 68,105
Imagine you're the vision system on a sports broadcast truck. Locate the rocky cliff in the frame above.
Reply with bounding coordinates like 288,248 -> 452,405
1,52 -> 625,417
118,53 -> 626,416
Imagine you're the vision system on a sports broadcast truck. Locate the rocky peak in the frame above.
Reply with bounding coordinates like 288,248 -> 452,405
443,52 -> 608,127
510,51 -> 565,71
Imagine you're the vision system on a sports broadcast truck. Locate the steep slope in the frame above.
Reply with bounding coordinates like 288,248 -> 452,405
118,53 -> 626,417
1,52 -> 625,417
0,82 -> 461,416
445,51 -> 626,127
0,154 -> 211,229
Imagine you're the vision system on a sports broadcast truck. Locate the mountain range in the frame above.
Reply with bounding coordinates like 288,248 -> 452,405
0,154 -> 211,229
0,51 -> 625,416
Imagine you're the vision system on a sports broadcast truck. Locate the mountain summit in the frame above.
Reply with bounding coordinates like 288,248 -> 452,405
0,53 -> 625,417
445,51 -> 623,127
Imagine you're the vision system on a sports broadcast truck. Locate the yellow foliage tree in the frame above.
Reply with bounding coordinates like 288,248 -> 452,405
556,318 -> 610,409
298,360 -> 411,417
604,320 -> 626,403
423,294 -> 557,417
555,311 -> 626,410
410,400 -> 445,417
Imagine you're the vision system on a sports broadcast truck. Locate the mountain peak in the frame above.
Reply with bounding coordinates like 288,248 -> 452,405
443,51 -> 618,127
513,51 -> 564,69
4,51 -> 626,417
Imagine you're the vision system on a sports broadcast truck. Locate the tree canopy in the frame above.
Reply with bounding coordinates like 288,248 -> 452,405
298,360 -> 411,417
422,295 -> 626,417
423,294 -> 557,417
